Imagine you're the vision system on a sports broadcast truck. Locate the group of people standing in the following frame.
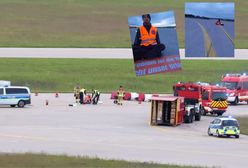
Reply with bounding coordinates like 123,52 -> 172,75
74,84 -> 100,105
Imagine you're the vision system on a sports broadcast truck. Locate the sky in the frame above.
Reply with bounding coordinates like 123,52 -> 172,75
185,2 -> 235,20
128,11 -> 176,27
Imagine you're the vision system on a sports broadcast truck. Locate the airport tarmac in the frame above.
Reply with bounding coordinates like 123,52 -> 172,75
0,93 -> 248,168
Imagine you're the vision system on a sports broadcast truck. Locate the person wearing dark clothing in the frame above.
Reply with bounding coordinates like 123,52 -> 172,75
92,89 -> 100,104
216,19 -> 224,26
132,14 -> 165,61
79,88 -> 86,104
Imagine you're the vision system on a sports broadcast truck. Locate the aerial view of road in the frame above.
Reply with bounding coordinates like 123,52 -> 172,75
185,18 -> 234,57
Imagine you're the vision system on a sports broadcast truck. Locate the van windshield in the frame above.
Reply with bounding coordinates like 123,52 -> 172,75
211,92 -> 227,101
220,82 -> 238,90
222,120 -> 239,127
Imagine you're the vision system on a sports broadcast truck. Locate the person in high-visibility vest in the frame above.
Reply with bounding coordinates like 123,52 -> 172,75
117,86 -> 125,105
73,83 -> 81,103
132,14 -> 165,61
79,88 -> 87,104
92,89 -> 100,104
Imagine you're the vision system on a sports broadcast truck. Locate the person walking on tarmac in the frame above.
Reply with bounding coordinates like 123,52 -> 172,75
79,88 -> 87,104
132,14 -> 165,61
116,85 -> 125,105
92,89 -> 100,105
74,83 -> 80,103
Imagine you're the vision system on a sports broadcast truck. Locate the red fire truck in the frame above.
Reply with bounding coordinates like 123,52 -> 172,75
221,73 -> 248,105
201,85 -> 228,116
173,82 -> 228,119
173,82 -> 202,123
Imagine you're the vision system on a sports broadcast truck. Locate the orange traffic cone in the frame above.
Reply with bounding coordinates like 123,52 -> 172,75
55,92 -> 59,98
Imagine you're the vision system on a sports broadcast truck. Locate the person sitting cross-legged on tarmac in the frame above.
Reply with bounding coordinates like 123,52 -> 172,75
79,88 -> 87,104
132,14 -> 165,62
216,19 -> 224,26
92,89 -> 100,105
84,94 -> 92,104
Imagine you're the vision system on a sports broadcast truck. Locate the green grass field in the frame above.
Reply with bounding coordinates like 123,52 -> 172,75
0,153 -> 204,168
0,58 -> 248,93
237,117 -> 248,135
0,0 -> 247,48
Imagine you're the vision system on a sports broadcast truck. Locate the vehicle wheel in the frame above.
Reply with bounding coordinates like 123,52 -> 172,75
10,105 -> 16,107
17,100 -> 25,108
235,135 -> 239,139
200,107 -> 206,116
190,114 -> 194,123
184,116 -> 190,123
216,130 -> 221,137
234,97 -> 239,105
217,112 -> 223,116
208,128 -> 213,136
195,113 -> 201,121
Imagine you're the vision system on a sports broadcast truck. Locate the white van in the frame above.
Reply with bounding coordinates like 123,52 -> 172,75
0,86 -> 31,108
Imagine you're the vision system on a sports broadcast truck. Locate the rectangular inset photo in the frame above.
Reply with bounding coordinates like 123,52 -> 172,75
185,2 -> 235,57
128,11 -> 181,76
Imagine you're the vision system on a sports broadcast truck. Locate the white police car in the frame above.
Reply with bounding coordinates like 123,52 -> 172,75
208,116 -> 240,138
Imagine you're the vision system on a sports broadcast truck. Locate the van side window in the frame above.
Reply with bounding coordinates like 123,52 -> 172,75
202,91 -> 209,100
0,88 -> 3,95
215,119 -> 221,124
243,82 -> 248,89
237,82 -> 242,89
176,86 -> 186,91
188,87 -> 198,91
6,88 -> 28,94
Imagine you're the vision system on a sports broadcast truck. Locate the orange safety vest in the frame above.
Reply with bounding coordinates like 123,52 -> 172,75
139,25 -> 158,46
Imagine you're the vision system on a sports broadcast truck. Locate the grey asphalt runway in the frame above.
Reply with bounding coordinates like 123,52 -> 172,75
0,93 -> 248,168
0,48 -> 247,59
197,19 -> 234,57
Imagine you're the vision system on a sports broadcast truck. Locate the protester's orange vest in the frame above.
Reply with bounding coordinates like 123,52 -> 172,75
139,26 -> 158,46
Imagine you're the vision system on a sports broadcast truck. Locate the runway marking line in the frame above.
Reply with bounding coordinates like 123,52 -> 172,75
218,26 -> 234,45
196,22 -> 217,57
0,134 -> 49,141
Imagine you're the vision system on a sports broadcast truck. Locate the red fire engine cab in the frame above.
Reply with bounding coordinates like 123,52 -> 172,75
201,85 -> 228,116
221,73 -> 248,105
